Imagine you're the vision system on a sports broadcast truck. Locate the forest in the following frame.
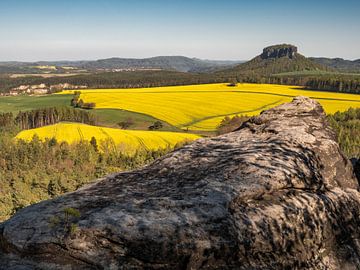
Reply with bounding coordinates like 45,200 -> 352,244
1,70 -> 360,95
1,107 -> 97,130
0,123 -> 179,221
0,106 -> 358,221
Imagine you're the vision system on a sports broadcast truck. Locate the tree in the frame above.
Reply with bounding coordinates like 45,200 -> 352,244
90,136 -> 98,152
81,102 -> 96,109
148,121 -> 163,130
77,99 -> 84,108
118,118 -> 134,129
227,78 -> 238,87
48,137 -> 57,147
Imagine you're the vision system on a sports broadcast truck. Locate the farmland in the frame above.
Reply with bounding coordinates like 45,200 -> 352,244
0,94 -> 72,113
61,83 -> 360,131
16,122 -> 201,153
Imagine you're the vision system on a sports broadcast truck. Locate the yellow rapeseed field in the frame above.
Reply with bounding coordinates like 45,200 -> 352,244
60,83 -> 360,131
16,122 -> 201,153
33,65 -> 57,70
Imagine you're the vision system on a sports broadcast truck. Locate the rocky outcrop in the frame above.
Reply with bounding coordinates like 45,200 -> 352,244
1,97 -> 360,269
261,44 -> 298,59
351,158 -> 360,183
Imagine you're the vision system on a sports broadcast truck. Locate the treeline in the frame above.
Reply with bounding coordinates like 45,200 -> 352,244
1,70 -> 360,95
71,91 -> 96,109
0,128 -> 180,221
0,71 -> 220,93
0,112 -> 14,128
327,107 -> 360,158
216,73 -> 360,94
305,78 -> 360,93
0,107 -> 97,130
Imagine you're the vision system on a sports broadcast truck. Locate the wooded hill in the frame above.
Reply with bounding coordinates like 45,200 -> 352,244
0,44 -> 359,94
217,44 -> 332,76
310,57 -> 360,73
0,56 -> 242,74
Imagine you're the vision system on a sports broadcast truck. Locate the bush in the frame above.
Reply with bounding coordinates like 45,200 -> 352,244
217,115 -> 249,135
81,102 -> 96,109
118,118 -> 135,129
148,121 -> 163,130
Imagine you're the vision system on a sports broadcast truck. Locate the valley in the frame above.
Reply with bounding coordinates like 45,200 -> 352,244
1,0 -> 360,268
60,83 -> 360,131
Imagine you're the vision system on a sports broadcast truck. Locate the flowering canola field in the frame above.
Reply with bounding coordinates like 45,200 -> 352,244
16,122 -> 201,153
60,83 -> 360,131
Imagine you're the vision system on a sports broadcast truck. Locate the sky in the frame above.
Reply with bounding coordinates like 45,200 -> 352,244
0,0 -> 359,61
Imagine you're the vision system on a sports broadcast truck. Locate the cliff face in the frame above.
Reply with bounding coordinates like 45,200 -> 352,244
260,44 -> 298,59
1,97 -> 359,269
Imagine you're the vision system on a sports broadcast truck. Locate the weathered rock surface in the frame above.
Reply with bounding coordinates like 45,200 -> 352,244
351,158 -> 360,182
261,44 -> 298,59
1,96 -> 360,269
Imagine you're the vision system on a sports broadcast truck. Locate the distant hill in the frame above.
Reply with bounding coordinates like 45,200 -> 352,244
77,56 -> 243,73
217,44 -> 332,76
0,56 -> 243,74
309,57 -> 360,73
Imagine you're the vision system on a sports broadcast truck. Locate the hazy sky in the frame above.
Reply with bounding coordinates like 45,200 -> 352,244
0,0 -> 359,61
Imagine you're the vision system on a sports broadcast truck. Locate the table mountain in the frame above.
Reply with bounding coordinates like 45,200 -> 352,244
218,44 -> 332,76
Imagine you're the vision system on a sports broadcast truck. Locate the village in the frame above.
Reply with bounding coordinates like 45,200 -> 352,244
5,83 -> 87,96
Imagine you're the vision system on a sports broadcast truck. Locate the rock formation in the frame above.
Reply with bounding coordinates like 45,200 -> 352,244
260,44 -> 298,59
225,44 -> 331,75
1,96 -> 360,269
351,158 -> 360,182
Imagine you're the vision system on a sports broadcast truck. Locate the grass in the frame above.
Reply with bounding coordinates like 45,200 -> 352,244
16,122 -> 201,154
0,94 -> 178,131
91,108 -> 181,131
0,94 -> 73,113
60,83 -> 360,131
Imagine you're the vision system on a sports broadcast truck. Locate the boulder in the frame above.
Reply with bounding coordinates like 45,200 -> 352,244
1,96 -> 359,269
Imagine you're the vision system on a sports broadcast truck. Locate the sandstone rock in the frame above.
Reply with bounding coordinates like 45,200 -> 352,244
1,96 -> 359,269
261,44 -> 298,59
351,158 -> 360,183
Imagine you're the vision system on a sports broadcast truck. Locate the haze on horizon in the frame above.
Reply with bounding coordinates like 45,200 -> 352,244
1,0 -> 359,62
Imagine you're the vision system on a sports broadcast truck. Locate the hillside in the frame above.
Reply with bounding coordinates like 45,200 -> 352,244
0,56 -> 242,74
62,83 -> 360,131
2,97 -> 360,269
218,44 -> 332,76
310,57 -> 360,73
16,122 -> 200,153
76,56 -> 241,73
1,45 -> 359,95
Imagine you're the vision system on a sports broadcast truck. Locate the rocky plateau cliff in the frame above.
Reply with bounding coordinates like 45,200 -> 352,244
1,97 -> 359,269
260,44 -> 298,60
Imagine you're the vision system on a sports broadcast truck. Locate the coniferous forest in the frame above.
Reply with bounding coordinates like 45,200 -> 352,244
1,70 -> 359,95
0,123 -> 177,221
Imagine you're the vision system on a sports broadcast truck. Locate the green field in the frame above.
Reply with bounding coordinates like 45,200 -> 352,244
0,94 -> 72,113
0,94 -> 176,131
91,109 -> 181,131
